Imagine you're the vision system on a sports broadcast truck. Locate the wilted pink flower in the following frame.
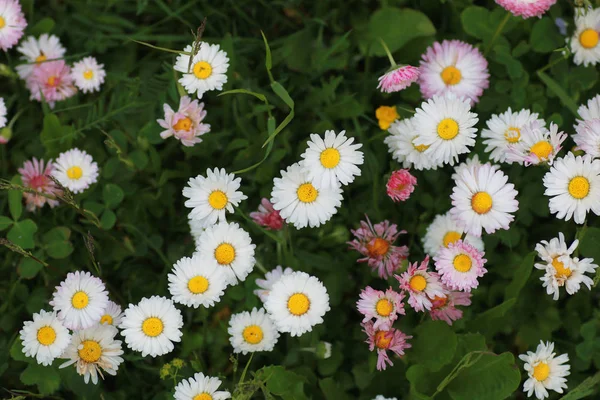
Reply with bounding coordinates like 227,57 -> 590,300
18,158 -> 62,211
157,95 -> 210,147
434,240 -> 487,292
348,216 -> 409,279
27,60 -> 77,108
495,0 -> 556,19
250,198 -> 284,231
362,321 -> 412,371
428,288 -> 472,325
386,169 -> 417,202
377,65 -> 420,93
356,287 -> 405,330
0,0 -> 27,51
396,256 -> 447,312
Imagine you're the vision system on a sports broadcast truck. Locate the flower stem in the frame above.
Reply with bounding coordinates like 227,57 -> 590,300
485,12 -> 510,56
378,38 -> 397,67
238,353 -> 254,385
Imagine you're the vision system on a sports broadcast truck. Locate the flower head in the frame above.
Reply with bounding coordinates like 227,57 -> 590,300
52,148 -> 99,194
16,34 -> 66,79
228,307 -> 279,354
168,253 -> 228,308
356,287 -> 405,330
27,60 -> 77,108
18,158 -> 63,211
434,240 -> 487,292
71,56 -> 106,93
519,341 -> 570,400
174,42 -> 229,99
569,8 -> 600,67
386,169 -> 417,202
254,265 -> 293,303
375,106 -> 399,130
0,97 -> 5,128
384,117 -> 441,170
20,310 -> 71,366
573,119 -> 600,159
377,65 -> 420,93
422,211 -> 484,257
396,256 -> 447,312
362,321 -> 412,371
495,0 -> 557,19
98,300 -> 123,327
428,288 -> 471,325
157,95 -> 210,147
506,122 -> 567,166
250,198 -> 285,231
174,372 -> 231,400
0,0 -> 27,51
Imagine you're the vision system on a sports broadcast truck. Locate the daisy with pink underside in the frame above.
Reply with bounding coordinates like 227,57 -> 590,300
250,198 -> 285,231
435,240 -> 487,292
396,256 -> 447,312
157,96 -> 210,147
0,0 -> 27,51
348,217 -> 409,279
362,321 -> 412,371
428,287 -> 472,325
495,0 -> 556,19
506,122 -> 567,166
386,169 -> 417,202
27,60 -> 77,108
18,158 -> 63,211
378,65 -> 420,93
356,287 -> 405,330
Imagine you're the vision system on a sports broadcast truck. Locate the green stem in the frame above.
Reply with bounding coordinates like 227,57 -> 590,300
378,38 -> 397,67
537,54 -> 568,74
485,12 -> 510,56
238,353 -> 254,385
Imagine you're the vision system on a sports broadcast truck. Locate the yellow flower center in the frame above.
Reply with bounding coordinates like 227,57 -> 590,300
35,54 -> 47,63
214,243 -> 236,265
431,295 -> 448,308
375,298 -> 394,316
242,325 -> 264,344
297,183 -> 318,203
412,137 -> 430,152
374,330 -> 392,349
188,275 -> 209,294
78,340 -> 102,363
579,29 -> 599,49
141,317 -> 164,337
530,140 -> 553,160
568,176 -> 590,199
71,291 -> 89,309
173,116 -> 193,131
532,362 -> 550,381
287,293 -> 310,316
100,314 -> 113,325
83,70 -> 94,80
320,148 -> 341,169
193,61 -> 213,79
47,75 -> 58,87
552,257 -> 572,279
504,127 -> 521,143
366,238 -> 390,257
471,191 -> 493,214
37,326 -> 56,346
409,275 -> 427,292
0,16 -> 5,29
437,118 -> 459,140
443,231 -> 461,247
208,190 -> 228,210
453,254 -> 472,272
193,394 -> 213,400
441,66 -> 462,85
66,166 -> 83,180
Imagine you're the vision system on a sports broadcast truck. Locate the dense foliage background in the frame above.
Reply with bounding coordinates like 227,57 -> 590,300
2,0 -> 600,399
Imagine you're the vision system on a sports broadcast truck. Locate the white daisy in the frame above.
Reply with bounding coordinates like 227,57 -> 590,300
254,265 -> 293,303
575,94 -> 600,132
174,42 -> 229,99
71,56 -> 106,94
0,97 -> 6,128
227,307 -> 280,355
99,300 -> 123,327
19,310 -> 71,366
384,117 -> 440,170
0,0 -> 27,52
569,8 -> 600,67
519,341 -> 570,400
168,253 -> 228,308
450,162 -> 519,237
271,162 -> 343,229
52,148 -> 99,194
422,212 -> 485,257
450,154 -> 499,182
264,271 -> 330,337
506,122 -> 567,166
189,213 -> 205,247
50,271 -> 109,331
195,221 -> 256,286
412,94 -> 478,166
299,130 -> 363,189
16,34 -> 66,79
481,107 -> 546,163
119,295 -> 183,358
540,256 -> 597,300
543,153 -> 600,224
373,396 -> 398,400
573,119 -> 600,158
59,324 -> 124,385
174,372 -> 231,400
183,167 -> 247,228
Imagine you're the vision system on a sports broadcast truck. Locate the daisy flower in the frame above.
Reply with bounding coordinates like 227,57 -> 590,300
428,288 -> 472,325
264,271 -> 330,337
174,42 -> 229,99
506,122 -> 567,166
52,148 -> 99,194
534,232 -> 578,268
19,310 -> 71,366
174,372 -> 231,400
356,287 -> 405,330
375,106 -> 399,130
495,0 -> 557,19
540,256 -> 597,300
189,215 -> 205,247
451,161 -> 519,237
573,119 -> 600,158
362,321 -> 412,371
168,253 -> 228,308
271,162 -> 343,229
384,117 -> 440,170
99,300 -> 123,327
120,295 -> 183,358
254,265 -> 293,303
183,168 -> 247,228
227,307 -> 280,355
18,158 -> 63,211
195,221 -> 256,286
377,65 -> 420,93
575,94 -> 600,131
543,153 -> 600,224
396,256 -> 447,312
422,212 -> 485,257
0,0 -> 26,51
386,169 -> 417,202
71,56 -> 106,94
300,130 -> 364,189
412,94 -> 478,166
249,198 -> 285,231
418,40 -> 489,104
50,271 -> 109,331
27,60 -> 77,108
0,97 -> 5,128
348,217 -> 409,279
373,396 -> 398,400
519,341 -> 570,400
16,34 -> 66,79
481,107 -> 546,163
59,324 -> 124,385
570,8 -> 600,67
451,154 -> 498,182
157,95 -> 210,147
434,240 -> 487,292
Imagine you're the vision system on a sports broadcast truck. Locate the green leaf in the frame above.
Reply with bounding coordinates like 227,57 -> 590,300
100,209 -> 117,230
103,183 -> 125,209
530,18 -> 563,53
319,377 -> 350,400
18,257 -> 44,279
7,219 -> 38,249
467,298 -> 517,339
537,70 -> 579,117
461,6 -> 492,40
9,175 -> 23,221
10,339 -> 31,363
0,215 -> 13,230
219,89 -> 267,103
409,320 -> 458,371
560,371 -> 600,400
504,252 -> 535,300
20,363 -> 61,395
46,240 -> 74,259
29,17 -> 55,36
259,366 -> 307,400
40,114 -> 75,156
580,227 -> 600,263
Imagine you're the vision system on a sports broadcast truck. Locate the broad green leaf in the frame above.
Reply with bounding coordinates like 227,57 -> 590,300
461,6 -> 492,40
18,257 -> 44,279
319,377 -> 350,400
45,240 -> 74,259
580,227 -> 600,263
409,320 -> 457,371
10,339 -> 31,363
259,366 -> 307,399
20,363 -> 61,395
0,215 -> 13,230
537,70 -> 579,117
9,175 -> 23,221
29,17 -> 55,36
103,183 -> 125,209
530,18 -> 563,53
467,299 -> 516,338
100,209 -> 117,230
560,371 -> 600,400
504,252 -> 535,300
7,219 -> 38,249
40,114 -> 75,156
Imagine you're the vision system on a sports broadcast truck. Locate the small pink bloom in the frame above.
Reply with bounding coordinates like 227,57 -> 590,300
348,216 -> 409,279
27,60 -> 77,108
0,0 -> 27,51
377,65 -> 420,94
362,321 -> 412,371
157,96 -> 210,147
428,287 -> 472,325
386,169 -> 417,202
434,240 -> 487,292
356,287 -> 405,330
250,198 -> 284,231
495,0 -> 556,19
396,256 -> 447,312
18,158 -> 63,211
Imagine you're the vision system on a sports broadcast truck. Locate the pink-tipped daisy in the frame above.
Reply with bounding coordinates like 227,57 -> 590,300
434,240 -> 487,292
0,0 -> 27,51
71,56 -> 106,94
348,216 -> 409,279
506,122 -> 567,166
16,34 -> 66,80
396,256 -> 447,312
249,198 -> 285,231
18,158 -> 63,211
362,321 -> 412,371
573,119 -> 600,159
386,169 -> 417,202
356,287 -> 405,330
418,40 -> 489,105
27,60 -> 77,108
495,0 -> 556,19
377,65 -> 420,94
428,288 -> 472,325
157,95 -> 210,147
